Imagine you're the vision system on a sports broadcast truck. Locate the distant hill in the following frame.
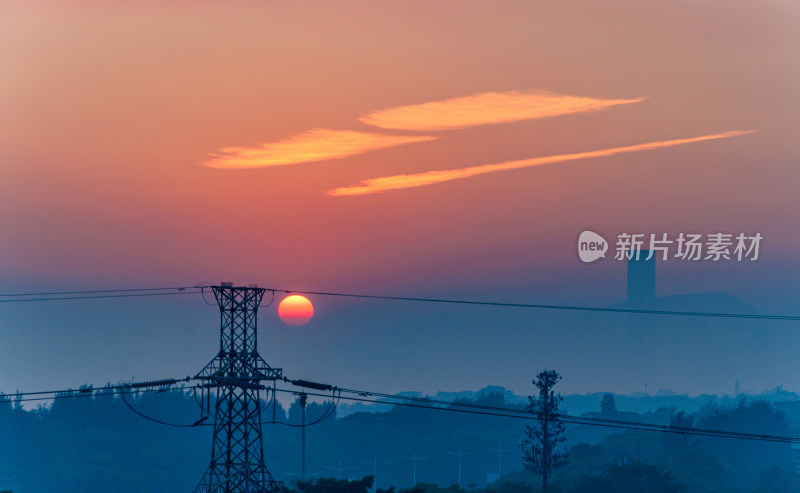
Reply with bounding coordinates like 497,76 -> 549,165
337,384 -> 800,424
1,382 -> 797,492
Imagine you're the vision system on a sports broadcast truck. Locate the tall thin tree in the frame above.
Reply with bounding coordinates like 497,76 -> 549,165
522,369 -> 569,492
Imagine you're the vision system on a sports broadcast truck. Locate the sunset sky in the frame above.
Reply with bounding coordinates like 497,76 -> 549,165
1,1 -> 799,402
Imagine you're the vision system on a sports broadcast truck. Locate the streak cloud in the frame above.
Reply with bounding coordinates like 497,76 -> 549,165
203,129 -> 437,169
359,90 -> 646,131
329,130 -> 756,196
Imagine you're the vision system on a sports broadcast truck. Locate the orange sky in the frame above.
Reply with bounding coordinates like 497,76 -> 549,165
2,0 -> 798,298
1,1 -> 800,397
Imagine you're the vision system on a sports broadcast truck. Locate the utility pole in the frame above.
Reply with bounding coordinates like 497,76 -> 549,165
300,392 -> 308,480
194,284 -> 283,493
324,461 -> 355,480
361,455 -> 390,493
400,450 -> 428,486
488,443 -> 514,476
446,447 -> 472,487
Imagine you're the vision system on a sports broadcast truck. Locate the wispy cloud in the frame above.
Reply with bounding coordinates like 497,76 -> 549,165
359,90 -> 646,131
329,130 -> 756,196
203,129 -> 437,169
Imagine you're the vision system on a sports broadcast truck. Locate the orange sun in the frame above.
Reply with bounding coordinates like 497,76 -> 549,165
278,294 -> 314,327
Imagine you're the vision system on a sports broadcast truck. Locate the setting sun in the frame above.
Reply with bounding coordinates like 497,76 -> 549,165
277,294 -> 314,327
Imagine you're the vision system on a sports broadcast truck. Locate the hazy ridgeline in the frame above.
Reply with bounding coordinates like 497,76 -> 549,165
0,388 -> 798,492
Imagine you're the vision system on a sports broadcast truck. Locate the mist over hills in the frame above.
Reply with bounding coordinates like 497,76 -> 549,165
336,384 -> 800,419
2,383 -> 798,492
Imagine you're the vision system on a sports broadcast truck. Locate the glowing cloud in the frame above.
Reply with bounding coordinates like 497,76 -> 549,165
329,130 -> 756,196
359,90 -> 647,131
203,129 -> 437,169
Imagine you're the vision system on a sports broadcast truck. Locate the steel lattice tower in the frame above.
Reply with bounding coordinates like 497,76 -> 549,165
195,284 -> 283,493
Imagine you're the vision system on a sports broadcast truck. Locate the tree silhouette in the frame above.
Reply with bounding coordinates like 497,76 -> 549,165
292,475 -> 374,493
663,410 -> 693,448
521,370 -> 568,492
600,394 -> 616,415
571,462 -> 684,493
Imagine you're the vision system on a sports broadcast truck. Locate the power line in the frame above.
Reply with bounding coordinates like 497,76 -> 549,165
0,372 -> 789,442
268,396 -> 340,428
120,389 -> 208,428
2,380 -> 209,428
267,288 -> 800,321
0,378 -> 190,397
1,284 -> 799,320
0,288 -> 203,303
4,386 -> 187,404
333,386 -> 799,443
270,387 -> 800,444
5,379 -> 798,444
0,286 -> 196,297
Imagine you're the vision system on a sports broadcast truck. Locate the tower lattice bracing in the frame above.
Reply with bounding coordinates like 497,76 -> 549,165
195,285 -> 283,493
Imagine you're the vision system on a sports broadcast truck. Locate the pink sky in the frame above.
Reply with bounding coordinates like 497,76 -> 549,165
2,2 -> 798,289
1,2 -> 799,397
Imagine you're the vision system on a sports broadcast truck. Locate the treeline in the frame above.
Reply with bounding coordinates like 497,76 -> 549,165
0,388 -> 797,492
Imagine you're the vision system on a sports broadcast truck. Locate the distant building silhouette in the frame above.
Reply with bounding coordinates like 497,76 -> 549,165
627,250 -> 655,304
612,249 -> 754,319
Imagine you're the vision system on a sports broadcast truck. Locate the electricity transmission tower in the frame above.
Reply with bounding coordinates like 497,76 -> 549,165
194,284 -> 283,493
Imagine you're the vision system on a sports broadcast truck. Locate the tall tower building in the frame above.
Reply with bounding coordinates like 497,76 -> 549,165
627,250 -> 655,304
